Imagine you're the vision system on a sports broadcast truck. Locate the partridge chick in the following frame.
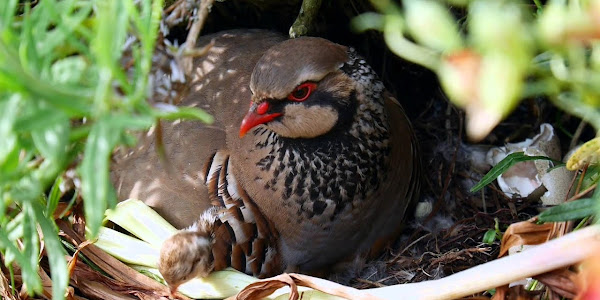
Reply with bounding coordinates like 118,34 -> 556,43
111,30 -> 419,292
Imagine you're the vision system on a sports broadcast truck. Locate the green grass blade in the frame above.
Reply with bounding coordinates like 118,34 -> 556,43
0,229 -> 41,292
32,201 -> 68,300
538,198 -> 597,222
154,105 -> 215,123
21,202 -> 42,295
81,115 -> 154,237
79,119 -> 119,237
0,0 -> 18,30
0,95 -> 19,167
37,0 -> 92,58
31,108 -> 70,166
470,152 -> 563,193
46,176 -> 62,217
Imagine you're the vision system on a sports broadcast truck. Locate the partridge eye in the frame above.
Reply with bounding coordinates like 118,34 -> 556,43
287,82 -> 316,102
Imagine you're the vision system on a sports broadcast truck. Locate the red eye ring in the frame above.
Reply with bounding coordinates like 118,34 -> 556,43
287,82 -> 316,102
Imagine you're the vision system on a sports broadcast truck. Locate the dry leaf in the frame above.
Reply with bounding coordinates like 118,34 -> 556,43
492,285 -> 508,300
70,258 -> 142,300
67,240 -> 94,277
507,285 -> 538,300
495,220 -> 570,300
498,220 -> 554,257
37,265 -> 54,300
496,220 -> 588,299
232,274 -> 299,300
535,269 -> 577,299
232,273 -> 375,300
0,264 -> 19,300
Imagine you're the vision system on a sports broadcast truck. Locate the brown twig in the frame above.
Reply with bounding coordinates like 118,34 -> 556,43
569,119 -> 587,151
569,183 -> 597,201
182,0 -> 215,76
574,164 -> 589,196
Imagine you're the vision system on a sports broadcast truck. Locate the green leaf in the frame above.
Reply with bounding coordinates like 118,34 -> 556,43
482,229 -> 498,244
19,3 -> 42,75
0,194 -> 6,224
107,114 -> 155,131
404,0 -> 462,52
51,56 -> 88,85
0,1 -> 166,299
14,105 -> 69,132
0,228 -> 41,292
0,136 -> 19,175
11,175 -> 43,205
154,105 -> 214,123
32,201 -> 68,300
482,218 -> 501,244
538,198 -> 597,222
37,0 -> 92,58
21,202 -> 42,295
31,109 -> 70,165
0,40 -> 92,116
0,0 -> 18,30
0,95 -> 20,167
46,176 -> 62,217
554,92 -> 600,136
351,12 -> 385,32
79,119 -> 119,237
5,212 -> 24,241
470,152 -> 563,193
80,114 -> 153,237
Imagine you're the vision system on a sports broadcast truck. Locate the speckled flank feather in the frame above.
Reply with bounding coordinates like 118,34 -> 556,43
202,150 -> 282,277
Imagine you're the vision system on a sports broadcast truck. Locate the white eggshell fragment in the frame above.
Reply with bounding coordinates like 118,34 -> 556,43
485,123 -> 573,205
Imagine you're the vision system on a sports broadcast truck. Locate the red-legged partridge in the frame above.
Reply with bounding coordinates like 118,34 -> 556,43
111,30 -> 419,293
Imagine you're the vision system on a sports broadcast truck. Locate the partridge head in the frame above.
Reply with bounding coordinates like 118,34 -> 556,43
158,209 -> 217,294
239,37 -> 356,139
112,30 -> 419,293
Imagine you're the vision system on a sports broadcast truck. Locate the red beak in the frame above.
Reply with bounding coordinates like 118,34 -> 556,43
239,103 -> 282,137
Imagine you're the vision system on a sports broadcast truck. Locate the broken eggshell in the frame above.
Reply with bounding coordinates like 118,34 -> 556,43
485,123 -> 573,205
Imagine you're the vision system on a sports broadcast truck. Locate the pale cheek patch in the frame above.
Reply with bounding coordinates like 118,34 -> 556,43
268,105 -> 338,138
